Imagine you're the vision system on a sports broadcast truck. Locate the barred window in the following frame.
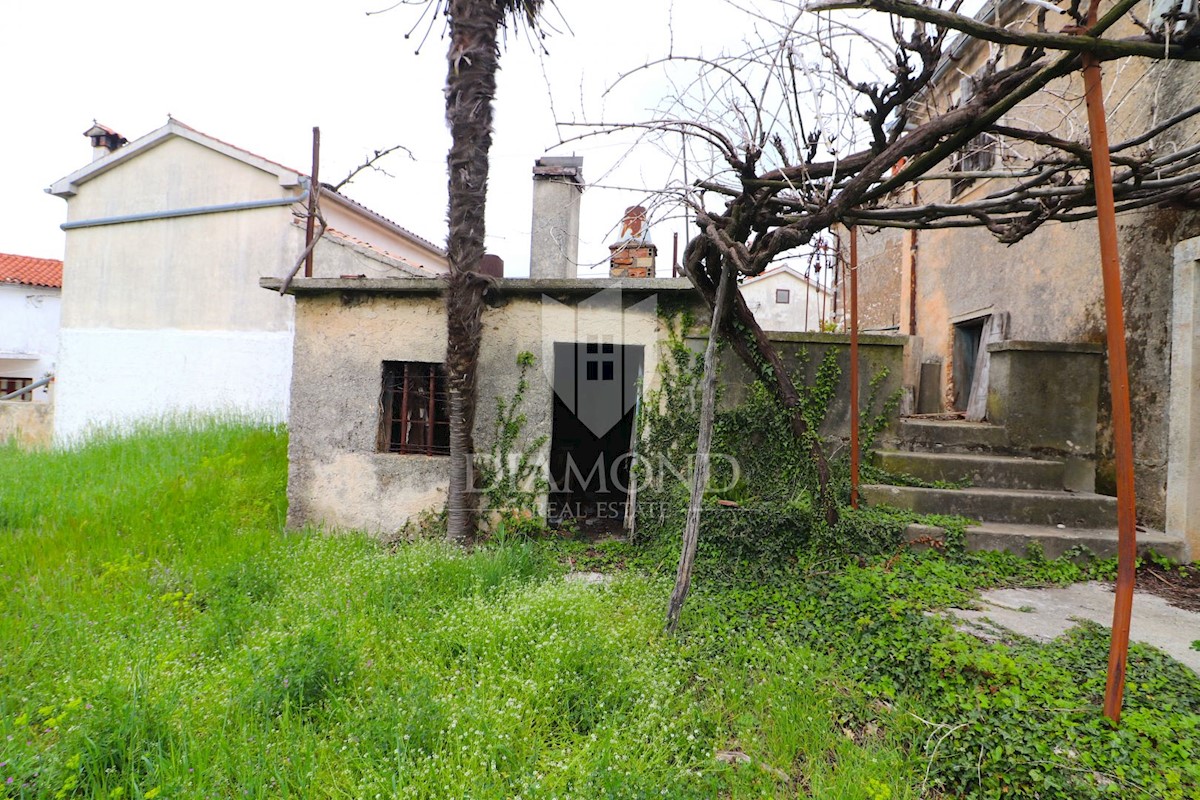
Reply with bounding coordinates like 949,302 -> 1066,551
379,361 -> 450,455
0,377 -> 32,402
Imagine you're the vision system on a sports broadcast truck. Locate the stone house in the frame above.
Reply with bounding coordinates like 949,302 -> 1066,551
268,157 -> 697,533
269,156 -> 909,536
0,252 -> 62,446
270,274 -> 702,535
852,0 -> 1200,557
46,119 -> 447,441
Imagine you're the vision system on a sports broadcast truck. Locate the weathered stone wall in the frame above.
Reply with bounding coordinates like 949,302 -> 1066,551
853,227 -> 904,333
286,285 -> 699,536
690,331 -> 908,445
0,400 -> 53,448
848,31 -> 1200,529
1168,237 -> 1200,559
986,341 -> 1103,492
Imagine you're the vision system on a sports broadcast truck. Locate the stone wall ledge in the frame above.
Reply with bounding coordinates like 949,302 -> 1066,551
987,340 -> 1104,355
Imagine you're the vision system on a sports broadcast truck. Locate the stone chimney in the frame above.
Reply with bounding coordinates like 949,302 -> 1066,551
84,122 -> 127,162
529,156 -> 583,279
608,206 -> 657,279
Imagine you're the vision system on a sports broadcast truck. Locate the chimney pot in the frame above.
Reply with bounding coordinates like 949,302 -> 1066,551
84,122 -> 127,161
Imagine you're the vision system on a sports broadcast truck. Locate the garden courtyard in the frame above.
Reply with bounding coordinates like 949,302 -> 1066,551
1,422 -> 1198,799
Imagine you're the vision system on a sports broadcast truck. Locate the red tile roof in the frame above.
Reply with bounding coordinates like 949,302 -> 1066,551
320,227 -> 441,277
0,253 -> 63,289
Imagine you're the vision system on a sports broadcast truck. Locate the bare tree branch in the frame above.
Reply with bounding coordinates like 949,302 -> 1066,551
332,143 -> 416,191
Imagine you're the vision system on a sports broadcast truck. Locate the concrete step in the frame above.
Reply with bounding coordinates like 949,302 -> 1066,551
905,522 -> 1187,561
894,418 -> 1010,453
874,450 -> 1065,490
861,484 -> 1117,528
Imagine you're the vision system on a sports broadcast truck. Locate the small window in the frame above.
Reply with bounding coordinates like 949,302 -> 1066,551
950,133 -> 996,198
775,288 -> 791,304
379,361 -> 450,455
0,377 -> 32,402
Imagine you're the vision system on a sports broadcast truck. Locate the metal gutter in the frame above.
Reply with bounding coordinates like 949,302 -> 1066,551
61,185 -> 309,231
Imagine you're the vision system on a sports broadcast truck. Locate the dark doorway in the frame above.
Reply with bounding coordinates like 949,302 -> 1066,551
952,316 -> 988,411
548,341 -> 644,531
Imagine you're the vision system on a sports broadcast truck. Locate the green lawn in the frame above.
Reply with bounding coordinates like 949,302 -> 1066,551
2,423 -> 1198,799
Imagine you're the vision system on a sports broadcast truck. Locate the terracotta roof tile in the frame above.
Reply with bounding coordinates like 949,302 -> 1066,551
320,227 -> 441,277
0,253 -> 63,289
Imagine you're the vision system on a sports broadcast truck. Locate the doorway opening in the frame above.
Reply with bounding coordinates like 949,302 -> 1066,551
952,315 -> 989,411
548,341 -> 644,535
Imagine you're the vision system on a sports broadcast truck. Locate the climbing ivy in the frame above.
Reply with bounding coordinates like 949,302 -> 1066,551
633,317 -> 910,563
475,351 -> 549,538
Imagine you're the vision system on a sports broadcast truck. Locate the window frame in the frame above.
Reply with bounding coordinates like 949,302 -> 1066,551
950,132 -> 996,198
775,288 -> 791,304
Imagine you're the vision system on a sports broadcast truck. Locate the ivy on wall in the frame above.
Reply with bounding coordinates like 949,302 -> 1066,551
634,315 -> 909,562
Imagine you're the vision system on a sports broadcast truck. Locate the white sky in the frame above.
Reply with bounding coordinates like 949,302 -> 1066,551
2,0 -> 785,278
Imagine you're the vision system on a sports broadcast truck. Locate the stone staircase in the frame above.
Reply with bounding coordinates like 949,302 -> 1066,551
861,418 -> 1186,559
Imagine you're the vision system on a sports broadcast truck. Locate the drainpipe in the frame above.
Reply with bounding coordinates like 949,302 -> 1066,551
0,375 -> 53,402
908,185 -> 919,336
849,226 -> 860,509
60,183 -> 311,231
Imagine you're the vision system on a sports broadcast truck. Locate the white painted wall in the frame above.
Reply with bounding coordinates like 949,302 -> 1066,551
741,270 -> 832,332
52,130 -> 437,441
54,328 -> 293,442
0,283 -> 61,402
55,134 -> 301,440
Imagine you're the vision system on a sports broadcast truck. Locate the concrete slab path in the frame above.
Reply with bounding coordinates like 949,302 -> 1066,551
948,582 -> 1200,675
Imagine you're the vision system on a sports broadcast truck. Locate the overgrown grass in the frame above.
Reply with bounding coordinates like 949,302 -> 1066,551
3,422 -> 1198,799
1,421 -> 914,798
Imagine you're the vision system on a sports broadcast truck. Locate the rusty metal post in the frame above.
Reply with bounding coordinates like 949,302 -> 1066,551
1079,4 -> 1138,724
849,226 -> 860,509
304,126 -> 321,278
908,186 -> 919,336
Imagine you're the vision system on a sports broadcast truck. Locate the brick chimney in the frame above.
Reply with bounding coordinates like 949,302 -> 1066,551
529,156 -> 584,279
84,122 -> 127,162
608,206 -> 657,279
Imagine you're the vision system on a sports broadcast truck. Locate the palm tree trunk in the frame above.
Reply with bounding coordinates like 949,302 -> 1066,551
444,0 -> 505,542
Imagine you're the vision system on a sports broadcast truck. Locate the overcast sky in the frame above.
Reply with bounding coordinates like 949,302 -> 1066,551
2,0 -> 793,277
